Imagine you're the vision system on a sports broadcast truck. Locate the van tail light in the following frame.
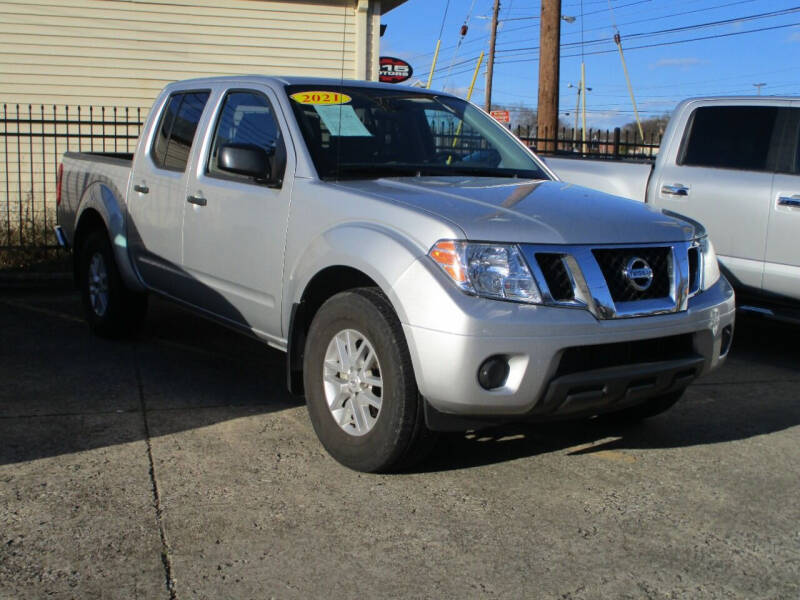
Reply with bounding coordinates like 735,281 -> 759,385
56,163 -> 63,207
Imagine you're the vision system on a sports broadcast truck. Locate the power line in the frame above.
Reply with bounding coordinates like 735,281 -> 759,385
504,19 -> 800,63
495,6 -> 800,56
554,0 -> 761,41
496,0 -> 751,42
407,0 -> 688,62
596,66 -> 800,91
500,0 -> 651,22
425,17 -> 800,80
408,0 -> 765,67
437,0 -> 451,40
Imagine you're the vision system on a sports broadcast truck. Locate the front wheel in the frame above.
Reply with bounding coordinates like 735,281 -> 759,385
79,230 -> 147,338
303,287 -> 435,473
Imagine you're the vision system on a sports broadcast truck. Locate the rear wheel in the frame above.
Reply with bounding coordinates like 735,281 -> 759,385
303,287 -> 436,473
599,390 -> 684,424
79,230 -> 147,338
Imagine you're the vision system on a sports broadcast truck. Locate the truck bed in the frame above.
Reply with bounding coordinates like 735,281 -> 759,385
544,155 -> 653,202
57,151 -> 133,247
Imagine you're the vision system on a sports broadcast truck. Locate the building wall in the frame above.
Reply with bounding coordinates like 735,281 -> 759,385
0,0 -> 400,246
0,0 -> 387,109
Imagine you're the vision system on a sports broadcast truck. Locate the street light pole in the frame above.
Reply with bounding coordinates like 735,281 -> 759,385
568,83 -> 591,151
568,83 -> 580,149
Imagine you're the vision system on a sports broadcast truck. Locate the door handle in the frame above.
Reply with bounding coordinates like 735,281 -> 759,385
777,195 -> 800,208
661,184 -> 689,196
133,184 -> 149,194
187,195 -> 207,206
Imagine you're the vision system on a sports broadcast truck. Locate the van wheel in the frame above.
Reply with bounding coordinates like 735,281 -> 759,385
600,391 -> 684,424
79,230 -> 147,338
303,287 -> 436,473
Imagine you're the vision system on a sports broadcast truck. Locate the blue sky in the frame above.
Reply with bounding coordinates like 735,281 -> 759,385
380,0 -> 800,128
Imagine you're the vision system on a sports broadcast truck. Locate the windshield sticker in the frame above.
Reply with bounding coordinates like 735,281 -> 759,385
314,104 -> 373,137
290,91 -> 351,105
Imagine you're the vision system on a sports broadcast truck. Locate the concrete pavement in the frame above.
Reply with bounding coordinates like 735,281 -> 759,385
1,287 -> 798,599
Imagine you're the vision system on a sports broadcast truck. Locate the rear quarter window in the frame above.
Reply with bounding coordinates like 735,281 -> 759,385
679,106 -> 779,172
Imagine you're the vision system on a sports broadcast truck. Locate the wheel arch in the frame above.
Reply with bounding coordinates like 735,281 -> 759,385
72,208 -> 108,284
284,223 -> 425,395
286,265 -> 382,395
73,182 -> 145,292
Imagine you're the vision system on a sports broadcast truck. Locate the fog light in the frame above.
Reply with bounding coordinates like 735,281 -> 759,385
720,325 -> 733,356
478,356 -> 510,390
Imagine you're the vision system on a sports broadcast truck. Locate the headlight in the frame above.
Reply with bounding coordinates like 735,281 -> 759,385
428,240 -> 542,303
699,236 -> 720,290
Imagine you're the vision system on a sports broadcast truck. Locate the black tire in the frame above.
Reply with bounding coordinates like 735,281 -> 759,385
303,287 -> 436,473
599,390 -> 684,424
78,229 -> 147,339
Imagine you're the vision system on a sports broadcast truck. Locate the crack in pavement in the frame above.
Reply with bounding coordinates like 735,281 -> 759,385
134,344 -> 178,600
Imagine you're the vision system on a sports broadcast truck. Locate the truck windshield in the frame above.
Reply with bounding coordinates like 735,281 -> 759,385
284,85 -> 549,181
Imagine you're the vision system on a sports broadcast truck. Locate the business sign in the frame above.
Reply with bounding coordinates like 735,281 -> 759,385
379,57 -> 413,84
490,110 -> 511,123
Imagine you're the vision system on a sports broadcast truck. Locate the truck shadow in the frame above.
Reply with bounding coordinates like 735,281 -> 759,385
0,288 -> 303,466
2,285 -> 798,471
418,314 -> 800,473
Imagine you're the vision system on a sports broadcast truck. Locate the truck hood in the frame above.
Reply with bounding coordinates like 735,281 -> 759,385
333,177 -> 695,245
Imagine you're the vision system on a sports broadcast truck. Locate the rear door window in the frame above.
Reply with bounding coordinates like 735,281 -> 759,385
680,106 -> 779,172
151,91 -> 210,172
152,95 -> 180,168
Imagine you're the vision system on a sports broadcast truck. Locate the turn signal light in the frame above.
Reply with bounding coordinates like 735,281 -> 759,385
429,240 -> 466,284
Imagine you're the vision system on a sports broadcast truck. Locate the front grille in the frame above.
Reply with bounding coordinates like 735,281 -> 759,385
536,253 -> 574,301
688,246 -> 700,295
592,247 -> 671,302
555,334 -> 696,377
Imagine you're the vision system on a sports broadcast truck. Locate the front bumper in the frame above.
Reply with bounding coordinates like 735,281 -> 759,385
393,258 -> 735,421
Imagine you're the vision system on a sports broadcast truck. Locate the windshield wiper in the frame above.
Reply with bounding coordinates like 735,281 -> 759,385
431,165 -> 519,178
328,163 -> 538,181
329,164 -> 422,180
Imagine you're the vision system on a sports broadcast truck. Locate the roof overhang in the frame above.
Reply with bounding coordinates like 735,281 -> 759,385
380,0 -> 408,13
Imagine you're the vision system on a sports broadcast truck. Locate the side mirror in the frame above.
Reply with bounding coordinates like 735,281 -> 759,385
218,144 -> 272,182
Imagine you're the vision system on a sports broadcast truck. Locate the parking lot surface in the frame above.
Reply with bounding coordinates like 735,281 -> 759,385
1,286 -> 798,599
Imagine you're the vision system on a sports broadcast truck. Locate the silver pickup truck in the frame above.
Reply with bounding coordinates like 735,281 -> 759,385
547,97 -> 800,323
56,76 -> 735,472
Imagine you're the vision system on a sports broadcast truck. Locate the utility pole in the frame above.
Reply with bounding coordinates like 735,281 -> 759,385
537,0 -> 561,153
753,82 -> 766,95
484,0 -> 500,112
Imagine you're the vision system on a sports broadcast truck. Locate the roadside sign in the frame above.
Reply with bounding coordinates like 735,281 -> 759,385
490,110 -> 511,123
379,57 -> 413,84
